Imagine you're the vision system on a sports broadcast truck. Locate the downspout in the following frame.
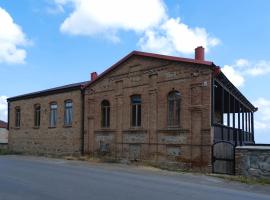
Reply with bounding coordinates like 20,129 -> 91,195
80,88 -> 85,155
7,101 -> 10,150
7,101 -> 10,130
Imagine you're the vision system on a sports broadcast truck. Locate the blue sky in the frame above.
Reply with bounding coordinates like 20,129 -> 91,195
0,0 -> 270,143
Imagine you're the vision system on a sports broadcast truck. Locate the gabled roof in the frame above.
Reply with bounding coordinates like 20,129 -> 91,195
7,81 -> 89,102
83,50 -> 215,89
7,51 -> 214,102
83,50 -> 257,112
0,120 -> 7,129
6,50 -> 257,112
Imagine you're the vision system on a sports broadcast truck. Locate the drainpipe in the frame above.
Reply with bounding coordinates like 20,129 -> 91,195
80,89 -> 85,155
7,101 -> 10,130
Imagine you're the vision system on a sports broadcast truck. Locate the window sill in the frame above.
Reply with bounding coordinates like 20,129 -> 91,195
99,128 -> 115,131
33,126 -> 40,129
158,128 -> 189,134
129,126 -> 143,129
63,125 -> 72,128
13,127 -> 20,130
95,129 -> 117,133
123,128 -> 147,133
166,126 -> 181,130
48,126 -> 56,129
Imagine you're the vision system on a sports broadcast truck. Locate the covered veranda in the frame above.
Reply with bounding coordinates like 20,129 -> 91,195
212,70 -> 257,146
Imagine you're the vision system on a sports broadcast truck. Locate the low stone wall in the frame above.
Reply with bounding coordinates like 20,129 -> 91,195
0,143 -> 8,150
235,146 -> 270,179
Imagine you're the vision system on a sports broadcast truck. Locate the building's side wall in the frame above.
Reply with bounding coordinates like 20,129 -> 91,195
235,146 -> 270,179
84,56 -> 213,171
8,90 -> 82,156
0,128 -> 8,143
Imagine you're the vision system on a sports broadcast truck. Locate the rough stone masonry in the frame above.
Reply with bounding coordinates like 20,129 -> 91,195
235,146 -> 270,179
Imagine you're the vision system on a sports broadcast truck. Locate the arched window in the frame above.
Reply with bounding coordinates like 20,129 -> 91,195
64,100 -> 73,126
101,100 -> 110,128
50,102 -> 57,127
34,104 -> 41,127
131,95 -> 141,127
168,91 -> 181,127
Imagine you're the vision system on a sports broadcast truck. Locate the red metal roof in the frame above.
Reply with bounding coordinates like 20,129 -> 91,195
83,50 -> 215,89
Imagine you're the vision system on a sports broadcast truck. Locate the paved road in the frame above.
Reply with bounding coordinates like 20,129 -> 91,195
0,156 -> 269,200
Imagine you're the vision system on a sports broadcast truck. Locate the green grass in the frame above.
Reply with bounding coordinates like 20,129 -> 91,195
138,160 -> 192,173
209,174 -> 270,185
0,149 -> 11,155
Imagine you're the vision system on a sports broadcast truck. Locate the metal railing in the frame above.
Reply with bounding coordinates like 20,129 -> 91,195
213,124 -> 254,146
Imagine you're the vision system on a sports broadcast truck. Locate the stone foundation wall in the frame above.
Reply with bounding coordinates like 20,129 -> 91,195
0,143 -> 8,150
235,146 -> 270,179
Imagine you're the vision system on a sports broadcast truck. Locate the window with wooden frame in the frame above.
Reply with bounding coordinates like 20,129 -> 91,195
101,100 -> 110,128
131,95 -> 141,127
64,100 -> 73,126
15,107 -> 21,128
49,102 -> 57,127
34,104 -> 41,127
167,91 -> 181,127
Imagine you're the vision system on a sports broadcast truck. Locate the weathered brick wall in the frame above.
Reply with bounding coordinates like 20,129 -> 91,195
8,90 -> 82,156
235,146 -> 270,179
84,55 -> 213,171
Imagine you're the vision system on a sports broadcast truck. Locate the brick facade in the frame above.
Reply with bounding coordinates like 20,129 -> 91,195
84,55 -> 213,170
8,90 -> 83,156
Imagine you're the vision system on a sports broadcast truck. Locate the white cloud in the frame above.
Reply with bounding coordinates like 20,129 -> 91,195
253,98 -> 270,130
222,65 -> 245,87
0,7 -> 29,64
55,0 -> 220,54
139,18 -> 220,55
138,30 -> 173,55
235,59 -> 249,68
55,0 -> 166,40
222,59 -> 270,87
0,96 -> 8,122
245,60 -> 270,76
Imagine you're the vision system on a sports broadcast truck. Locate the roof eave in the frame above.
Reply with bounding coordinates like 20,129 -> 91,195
214,69 -> 257,112
7,84 -> 85,102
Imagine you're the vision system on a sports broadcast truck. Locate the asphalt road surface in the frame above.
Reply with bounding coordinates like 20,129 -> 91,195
0,155 -> 269,200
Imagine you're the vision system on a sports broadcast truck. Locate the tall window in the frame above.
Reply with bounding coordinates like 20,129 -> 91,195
50,103 -> 57,127
34,104 -> 41,127
131,95 -> 141,127
101,100 -> 110,128
15,107 -> 20,128
168,91 -> 181,127
64,100 -> 73,126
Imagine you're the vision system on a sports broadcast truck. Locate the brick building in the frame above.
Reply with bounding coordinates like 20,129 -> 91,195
7,47 -> 257,171
7,82 -> 88,155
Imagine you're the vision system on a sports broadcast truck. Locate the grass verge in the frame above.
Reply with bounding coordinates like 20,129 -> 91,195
209,174 -> 270,185
0,149 -> 11,155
